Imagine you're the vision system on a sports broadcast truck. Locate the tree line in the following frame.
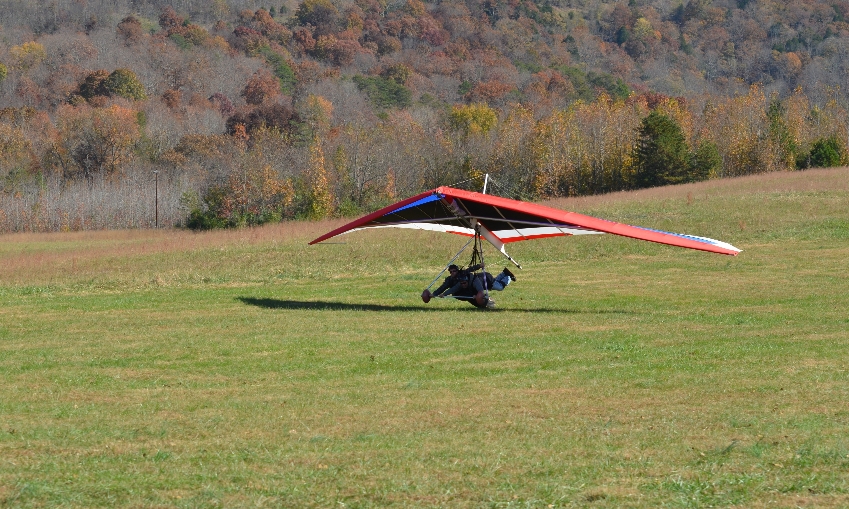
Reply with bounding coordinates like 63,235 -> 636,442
0,1 -> 848,232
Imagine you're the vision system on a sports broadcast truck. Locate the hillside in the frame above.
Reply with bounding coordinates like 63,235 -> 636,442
1,0 -> 849,232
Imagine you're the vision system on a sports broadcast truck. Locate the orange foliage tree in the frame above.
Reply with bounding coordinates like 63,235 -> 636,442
0,122 -> 34,187
50,104 -> 141,181
700,85 -> 780,176
531,96 -> 644,197
304,135 -> 333,219
224,163 -> 295,225
241,68 -> 281,105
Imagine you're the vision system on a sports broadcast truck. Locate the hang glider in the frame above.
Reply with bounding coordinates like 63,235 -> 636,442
309,186 -> 741,263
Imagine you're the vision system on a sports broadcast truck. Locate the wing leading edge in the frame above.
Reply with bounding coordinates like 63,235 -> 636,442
309,187 -> 741,256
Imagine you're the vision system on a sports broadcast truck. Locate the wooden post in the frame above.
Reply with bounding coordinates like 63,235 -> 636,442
153,170 -> 159,228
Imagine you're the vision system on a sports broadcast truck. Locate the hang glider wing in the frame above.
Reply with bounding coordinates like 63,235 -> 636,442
309,187 -> 741,256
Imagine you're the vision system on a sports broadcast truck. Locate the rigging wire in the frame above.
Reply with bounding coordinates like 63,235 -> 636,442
424,235 -> 475,291
444,176 -> 478,190
481,174 -> 519,200
465,226 -> 489,303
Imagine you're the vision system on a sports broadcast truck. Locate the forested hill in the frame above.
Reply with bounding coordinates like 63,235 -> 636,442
1,0 -> 848,232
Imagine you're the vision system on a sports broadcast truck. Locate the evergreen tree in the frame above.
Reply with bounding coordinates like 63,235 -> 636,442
634,110 -> 690,188
767,97 -> 796,170
808,136 -> 845,168
689,141 -> 721,182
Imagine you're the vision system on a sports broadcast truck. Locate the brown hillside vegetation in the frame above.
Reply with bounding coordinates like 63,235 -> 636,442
2,1 -> 849,232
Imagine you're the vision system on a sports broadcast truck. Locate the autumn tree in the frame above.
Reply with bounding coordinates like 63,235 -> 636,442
700,85 -> 778,177
301,94 -> 333,136
295,0 -> 340,36
0,122 -> 34,185
466,79 -> 514,106
186,159 -> 295,229
331,123 -> 405,213
103,69 -> 147,101
209,93 -> 235,117
14,77 -> 43,107
530,96 -> 644,197
51,104 -> 142,181
303,136 -> 333,219
249,9 -> 291,45
117,16 -> 144,46
486,104 -> 536,197
226,103 -> 301,138
73,70 -> 110,103
162,89 -> 182,110
449,103 -> 497,138
158,6 -> 184,31
381,63 -> 412,85
241,68 -> 280,105
10,42 -> 46,72
531,109 -> 575,197
74,69 -> 146,103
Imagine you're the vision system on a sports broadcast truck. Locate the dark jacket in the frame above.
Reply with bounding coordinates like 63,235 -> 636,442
432,264 -> 482,297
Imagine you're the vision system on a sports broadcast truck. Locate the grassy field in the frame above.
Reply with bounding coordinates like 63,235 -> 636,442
1,168 -> 848,508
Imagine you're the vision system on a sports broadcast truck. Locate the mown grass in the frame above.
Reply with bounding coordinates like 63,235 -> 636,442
1,168 -> 848,508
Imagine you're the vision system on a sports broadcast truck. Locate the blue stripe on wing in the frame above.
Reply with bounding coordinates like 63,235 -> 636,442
386,193 -> 443,215
635,226 -> 722,246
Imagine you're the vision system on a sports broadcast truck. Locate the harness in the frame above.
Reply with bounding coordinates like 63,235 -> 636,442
425,225 -> 490,304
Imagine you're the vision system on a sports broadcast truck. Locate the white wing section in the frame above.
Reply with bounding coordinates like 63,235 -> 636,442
338,224 -> 606,242
343,223 -> 476,237
492,226 -> 604,243
477,225 -> 523,268
665,232 -> 741,254
333,222 -> 607,268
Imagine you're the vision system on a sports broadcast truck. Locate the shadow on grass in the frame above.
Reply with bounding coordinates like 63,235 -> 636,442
237,297 -> 635,314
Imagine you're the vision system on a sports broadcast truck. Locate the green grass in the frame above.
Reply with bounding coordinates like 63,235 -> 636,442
1,169 -> 849,507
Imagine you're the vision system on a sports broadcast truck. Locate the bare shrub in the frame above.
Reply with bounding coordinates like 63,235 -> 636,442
0,166 -> 189,232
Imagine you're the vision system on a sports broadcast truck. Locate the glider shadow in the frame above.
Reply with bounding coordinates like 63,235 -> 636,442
237,297 -> 634,314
